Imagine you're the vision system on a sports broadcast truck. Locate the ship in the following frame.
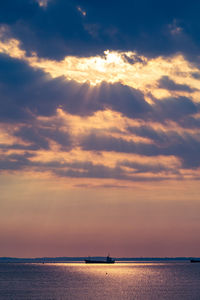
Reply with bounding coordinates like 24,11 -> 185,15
190,259 -> 200,263
85,255 -> 115,264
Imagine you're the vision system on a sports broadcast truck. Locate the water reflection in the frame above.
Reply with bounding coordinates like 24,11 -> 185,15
1,262 -> 200,299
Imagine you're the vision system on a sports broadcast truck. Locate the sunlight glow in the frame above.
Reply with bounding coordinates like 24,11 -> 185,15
77,6 -> 86,16
36,0 -> 49,7
0,33 -> 199,104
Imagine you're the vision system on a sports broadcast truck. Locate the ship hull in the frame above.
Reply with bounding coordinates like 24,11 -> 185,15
85,259 -> 115,264
190,259 -> 200,263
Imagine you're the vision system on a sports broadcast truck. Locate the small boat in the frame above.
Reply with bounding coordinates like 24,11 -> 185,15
190,259 -> 200,263
85,255 -> 115,264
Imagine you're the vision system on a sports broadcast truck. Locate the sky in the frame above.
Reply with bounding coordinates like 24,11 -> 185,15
1,0 -> 200,258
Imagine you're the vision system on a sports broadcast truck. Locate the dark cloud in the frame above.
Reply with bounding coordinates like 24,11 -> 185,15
191,72 -> 200,79
98,81 -> 151,118
1,0 -> 200,62
0,54 -> 153,122
80,133 -> 136,153
74,183 -> 128,189
0,1 -> 200,183
0,152 -> 172,181
1,53 -> 200,128
55,161 -> 125,180
127,125 -> 200,168
14,124 -> 72,151
158,76 -> 196,92
178,116 -> 200,129
33,159 -> 171,182
14,126 -> 50,150
127,125 -> 172,144
153,96 -> 199,123
0,152 -> 33,170
0,143 -> 40,151
0,54 -> 56,122
122,53 -> 146,65
0,54 -> 100,122
119,160 -> 179,175
80,131 -> 200,169
1,121 -> 200,178
0,1 -> 38,24
54,163 -> 170,182
0,45 -> 200,179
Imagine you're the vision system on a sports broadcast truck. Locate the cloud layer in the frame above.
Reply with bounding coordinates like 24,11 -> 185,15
1,0 -> 200,63
0,1 -> 200,184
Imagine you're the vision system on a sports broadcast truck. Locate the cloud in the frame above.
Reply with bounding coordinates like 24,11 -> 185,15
0,152 -> 33,170
14,123 -> 72,151
0,54 -> 56,122
127,125 -> 200,168
191,72 -> 200,79
153,96 -> 199,123
98,81 -> 151,118
121,53 -> 147,65
1,0 -> 200,62
54,160 -> 171,182
0,1 -> 38,24
158,76 -> 196,92
0,36 -> 200,182
0,143 -> 40,151
1,123 -> 200,180
1,51 -> 200,129
178,116 -> 200,129
0,54 -> 99,122
127,125 -> 172,144
55,161 -> 125,180
80,130 -> 200,169
0,53 -> 153,123
119,160 -> 179,175
0,152 -> 174,181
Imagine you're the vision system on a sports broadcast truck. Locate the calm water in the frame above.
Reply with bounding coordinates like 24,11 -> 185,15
0,262 -> 200,299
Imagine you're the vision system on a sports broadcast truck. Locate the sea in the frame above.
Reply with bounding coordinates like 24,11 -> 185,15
1,261 -> 200,300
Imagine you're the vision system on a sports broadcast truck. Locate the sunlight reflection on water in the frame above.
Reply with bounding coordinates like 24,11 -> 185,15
1,262 -> 200,299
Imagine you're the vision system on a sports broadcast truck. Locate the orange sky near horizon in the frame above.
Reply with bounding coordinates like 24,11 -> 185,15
1,173 -> 200,257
